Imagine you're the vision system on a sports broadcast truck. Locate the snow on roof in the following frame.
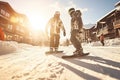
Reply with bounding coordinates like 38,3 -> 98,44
115,1 -> 120,7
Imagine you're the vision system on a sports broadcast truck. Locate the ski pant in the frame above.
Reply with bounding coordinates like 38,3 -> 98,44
50,34 -> 60,48
70,30 -> 83,51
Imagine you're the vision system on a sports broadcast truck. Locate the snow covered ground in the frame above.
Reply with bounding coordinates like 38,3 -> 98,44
0,38 -> 120,80
83,38 -> 120,47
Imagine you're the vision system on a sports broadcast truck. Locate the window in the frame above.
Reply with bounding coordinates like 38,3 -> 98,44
6,12 -> 10,18
1,9 -> 5,15
8,24 -> 13,30
0,9 -> 10,18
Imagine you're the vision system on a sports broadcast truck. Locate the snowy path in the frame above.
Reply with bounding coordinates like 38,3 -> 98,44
0,45 -> 120,80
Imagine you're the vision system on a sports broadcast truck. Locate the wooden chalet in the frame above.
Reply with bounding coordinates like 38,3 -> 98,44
96,1 -> 120,39
0,1 -> 31,43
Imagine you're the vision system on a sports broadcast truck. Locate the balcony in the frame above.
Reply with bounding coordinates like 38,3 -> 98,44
113,19 -> 120,29
97,26 -> 109,36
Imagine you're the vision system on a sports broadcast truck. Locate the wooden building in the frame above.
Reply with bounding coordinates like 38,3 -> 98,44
88,26 -> 98,41
79,1 -> 120,42
82,28 -> 90,42
82,26 -> 98,43
114,1 -> 120,37
96,1 -> 120,39
0,1 -> 31,43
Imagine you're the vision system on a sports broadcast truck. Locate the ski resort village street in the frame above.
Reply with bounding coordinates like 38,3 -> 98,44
0,40 -> 120,80
0,0 -> 120,80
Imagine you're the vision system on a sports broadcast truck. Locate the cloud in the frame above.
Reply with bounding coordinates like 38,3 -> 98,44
49,0 -> 88,14
65,1 -> 88,13
49,1 -> 61,11
77,8 -> 88,13
65,1 -> 76,11
68,1 -> 77,8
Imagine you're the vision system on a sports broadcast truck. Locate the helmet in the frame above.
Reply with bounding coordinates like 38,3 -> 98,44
68,8 -> 75,15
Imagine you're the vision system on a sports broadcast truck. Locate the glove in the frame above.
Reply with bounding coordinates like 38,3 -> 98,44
63,31 -> 66,36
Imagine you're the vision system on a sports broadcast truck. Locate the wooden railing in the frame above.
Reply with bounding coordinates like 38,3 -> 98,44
113,19 -> 120,29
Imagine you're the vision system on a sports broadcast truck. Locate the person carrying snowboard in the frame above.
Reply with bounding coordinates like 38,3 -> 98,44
46,11 -> 66,52
68,8 -> 86,56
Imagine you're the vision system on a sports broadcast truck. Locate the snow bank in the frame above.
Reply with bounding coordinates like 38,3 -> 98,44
83,38 -> 120,46
0,40 -> 33,54
0,38 -> 119,54
0,41 -> 19,54
105,38 -> 120,46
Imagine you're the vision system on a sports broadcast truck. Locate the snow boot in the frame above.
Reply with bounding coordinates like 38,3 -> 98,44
50,47 -> 53,52
73,49 -> 84,56
55,47 -> 58,52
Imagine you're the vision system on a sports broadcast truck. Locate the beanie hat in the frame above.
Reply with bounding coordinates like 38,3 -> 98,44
68,8 -> 75,15
55,11 -> 60,15
76,10 -> 82,16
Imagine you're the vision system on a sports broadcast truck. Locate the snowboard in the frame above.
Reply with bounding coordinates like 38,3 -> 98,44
62,53 -> 89,58
45,51 -> 63,54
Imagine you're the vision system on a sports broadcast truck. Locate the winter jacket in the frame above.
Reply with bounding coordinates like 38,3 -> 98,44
100,34 -> 104,41
46,17 -> 65,35
71,16 -> 83,32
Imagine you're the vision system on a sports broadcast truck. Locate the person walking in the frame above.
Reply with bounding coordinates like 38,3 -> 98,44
46,11 -> 66,52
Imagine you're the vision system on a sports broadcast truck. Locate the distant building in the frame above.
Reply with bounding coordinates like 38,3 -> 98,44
0,1 -> 32,43
96,1 -> 120,39
114,1 -> 120,37
88,25 -> 98,41
82,28 -> 90,42
79,1 -> 120,42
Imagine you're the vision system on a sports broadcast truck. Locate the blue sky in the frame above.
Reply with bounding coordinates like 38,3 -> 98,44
1,0 -> 120,34
74,0 -> 120,24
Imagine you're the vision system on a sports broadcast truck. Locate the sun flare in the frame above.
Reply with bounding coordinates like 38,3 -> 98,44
27,13 -> 46,31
